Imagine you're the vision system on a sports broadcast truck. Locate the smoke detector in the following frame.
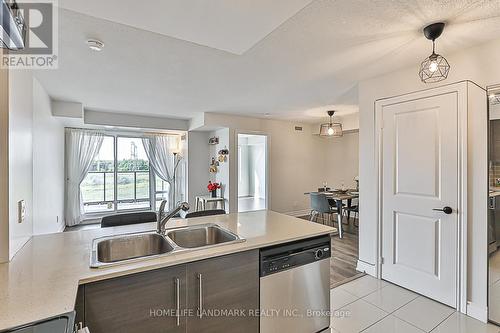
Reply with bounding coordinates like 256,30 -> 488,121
86,39 -> 104,51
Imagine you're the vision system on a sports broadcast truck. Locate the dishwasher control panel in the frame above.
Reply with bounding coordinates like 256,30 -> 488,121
260,235 -> 331,277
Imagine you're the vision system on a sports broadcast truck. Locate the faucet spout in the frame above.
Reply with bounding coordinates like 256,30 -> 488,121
157,201 -> 190,235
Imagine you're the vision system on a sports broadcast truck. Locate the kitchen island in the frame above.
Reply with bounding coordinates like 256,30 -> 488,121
0,210 -> 334,331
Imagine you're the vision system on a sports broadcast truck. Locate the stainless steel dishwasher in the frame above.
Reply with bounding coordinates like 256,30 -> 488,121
260,235 -> 331,333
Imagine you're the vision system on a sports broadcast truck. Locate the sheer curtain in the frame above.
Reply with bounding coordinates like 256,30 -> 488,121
65,128 -> 104,226
142,134 -> 184,210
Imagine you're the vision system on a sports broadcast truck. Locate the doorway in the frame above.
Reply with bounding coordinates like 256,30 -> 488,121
374,83 -> 473,311
237,134 -> 267,212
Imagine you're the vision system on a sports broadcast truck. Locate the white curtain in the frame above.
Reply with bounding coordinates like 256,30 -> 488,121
65,129 -> 104,226
142,134 -> 183,210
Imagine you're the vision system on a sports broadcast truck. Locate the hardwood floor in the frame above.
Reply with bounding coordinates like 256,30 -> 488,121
300,214 -> 363,288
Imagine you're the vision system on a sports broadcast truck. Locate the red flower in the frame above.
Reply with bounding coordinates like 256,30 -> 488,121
207,181 -> 221,191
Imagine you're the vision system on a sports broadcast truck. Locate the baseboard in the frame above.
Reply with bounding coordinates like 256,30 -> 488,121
284,209 -> 311,218
466,301 -> 488,322
356,260 -> 377,277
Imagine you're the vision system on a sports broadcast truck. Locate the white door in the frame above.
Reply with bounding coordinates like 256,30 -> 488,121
380,92 -> 458,307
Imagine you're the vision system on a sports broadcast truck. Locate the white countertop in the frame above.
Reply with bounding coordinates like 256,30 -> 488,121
0,210 -> 334,330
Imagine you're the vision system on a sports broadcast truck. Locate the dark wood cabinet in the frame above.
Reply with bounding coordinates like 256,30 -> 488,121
78,250 -> 259,333
84,265 -> 186,333
186,250 -> 259,333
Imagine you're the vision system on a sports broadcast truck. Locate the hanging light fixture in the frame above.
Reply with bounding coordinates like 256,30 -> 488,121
419,22 -> 450,83
319,111 -> 343,137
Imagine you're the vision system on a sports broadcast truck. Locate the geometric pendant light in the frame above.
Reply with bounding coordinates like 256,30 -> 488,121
419,22 -> 450,83
319,111 -> 343,137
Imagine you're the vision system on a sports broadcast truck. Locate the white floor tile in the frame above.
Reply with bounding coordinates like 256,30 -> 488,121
330,299 -> 388,333
362,315 -> 425,333
431,312 -> 500,333
393,297 -> 455,332
489,280 -> 500,323
362,284 -> 419,313
340,275 -> 388,298
331,287 -> 359,310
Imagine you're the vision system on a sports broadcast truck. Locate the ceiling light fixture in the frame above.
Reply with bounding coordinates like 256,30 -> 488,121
86,39 -> 104,51
319,111 -> 343,138
419,22 -> 450,83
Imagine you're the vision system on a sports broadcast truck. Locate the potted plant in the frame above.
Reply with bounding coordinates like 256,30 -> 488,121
207,181 -> 221,198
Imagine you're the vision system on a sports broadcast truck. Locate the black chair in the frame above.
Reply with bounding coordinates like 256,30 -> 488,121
101,211 -> 157,228
181,209 -> 226,219
318,187 -> 331,192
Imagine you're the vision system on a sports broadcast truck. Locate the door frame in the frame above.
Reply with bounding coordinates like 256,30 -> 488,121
235,130 -> 270,213
374,82 -> 469,313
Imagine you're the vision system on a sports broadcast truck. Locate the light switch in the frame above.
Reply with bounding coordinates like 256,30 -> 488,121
18,200 -> 25,223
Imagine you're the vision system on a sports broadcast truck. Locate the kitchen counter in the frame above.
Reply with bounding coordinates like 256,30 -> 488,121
0,210 -> 334,330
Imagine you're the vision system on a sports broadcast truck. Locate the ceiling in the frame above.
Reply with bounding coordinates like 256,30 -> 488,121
34,0 -> 500,123
52,0 -> 313,55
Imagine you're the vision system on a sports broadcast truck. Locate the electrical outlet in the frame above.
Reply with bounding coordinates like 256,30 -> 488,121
18,200 -> 26,224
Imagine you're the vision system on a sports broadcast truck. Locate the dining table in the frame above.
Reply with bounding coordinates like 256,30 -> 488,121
304,189 -> 359,238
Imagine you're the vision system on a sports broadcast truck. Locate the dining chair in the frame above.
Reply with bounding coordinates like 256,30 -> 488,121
309,192 -> 338,228
181,209 -> 226,219
101,211 -> 157,228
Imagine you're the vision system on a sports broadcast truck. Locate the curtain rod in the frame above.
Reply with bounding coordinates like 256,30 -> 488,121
64,126 -> 183,137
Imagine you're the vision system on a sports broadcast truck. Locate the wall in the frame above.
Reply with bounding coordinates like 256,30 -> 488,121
187,131 -> 210,208
32,78 -> 65,235
324,132 -> 359,190
211,128 -> 231,211
197,113 -> 354,215
0,55 -> 8,263
8,70 -> 34,259
358,38 -> 500,319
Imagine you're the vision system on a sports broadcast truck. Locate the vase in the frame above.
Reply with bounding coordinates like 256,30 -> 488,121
211,190 -> 217,198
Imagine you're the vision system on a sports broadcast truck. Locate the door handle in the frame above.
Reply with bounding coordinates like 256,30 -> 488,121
433,206 -> 453,214
175,277 -> 180,326
197,273 -> 203,319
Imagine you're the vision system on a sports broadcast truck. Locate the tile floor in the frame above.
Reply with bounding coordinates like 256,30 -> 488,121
490,249 -> 500,324
330,275 -> 500,332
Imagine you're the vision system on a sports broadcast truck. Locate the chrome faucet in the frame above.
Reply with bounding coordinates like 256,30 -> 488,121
157,200 -> 190,235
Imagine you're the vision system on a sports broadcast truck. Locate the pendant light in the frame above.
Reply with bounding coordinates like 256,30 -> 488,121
419,22 -> 450,83
319,111 -> 343,137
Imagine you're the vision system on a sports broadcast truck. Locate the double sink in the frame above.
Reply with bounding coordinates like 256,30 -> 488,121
90,223 -> 244,268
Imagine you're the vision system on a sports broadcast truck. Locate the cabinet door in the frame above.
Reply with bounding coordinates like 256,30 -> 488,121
186,250 -> 259,333
85,265 -> 186,333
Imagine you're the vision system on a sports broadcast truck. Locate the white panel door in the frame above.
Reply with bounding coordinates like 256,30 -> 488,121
381,92 -> 458,307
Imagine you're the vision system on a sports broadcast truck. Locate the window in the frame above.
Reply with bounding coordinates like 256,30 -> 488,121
81,135 -> 159,214
80,136 -> 115,213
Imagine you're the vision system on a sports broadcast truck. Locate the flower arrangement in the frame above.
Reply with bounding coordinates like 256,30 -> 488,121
207,181 -> 221,197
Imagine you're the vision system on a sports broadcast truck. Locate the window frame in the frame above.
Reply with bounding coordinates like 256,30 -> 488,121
80,131 -> 181,218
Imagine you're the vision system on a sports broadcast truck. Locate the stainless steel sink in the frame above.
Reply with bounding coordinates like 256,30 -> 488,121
90,224 -> 244,268
91,232 -> 174,267
166,224 -> 242,249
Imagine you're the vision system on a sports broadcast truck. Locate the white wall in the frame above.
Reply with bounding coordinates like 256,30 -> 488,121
211,128 -> 231,211
238,140 -> 250,197
8,70 -> 34,259
195,113 -> 357,215
0,57 -> 8,263
324,132 -> 359,190
32,79 -> 65,235
187,131 -> 210,208
358,38 -> 500,319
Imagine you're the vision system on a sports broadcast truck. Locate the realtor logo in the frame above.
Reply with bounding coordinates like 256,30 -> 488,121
1,0 -> 58,69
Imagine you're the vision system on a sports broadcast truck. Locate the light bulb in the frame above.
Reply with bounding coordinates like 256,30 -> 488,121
327,127 -> 334,136
428,60 -> 438,73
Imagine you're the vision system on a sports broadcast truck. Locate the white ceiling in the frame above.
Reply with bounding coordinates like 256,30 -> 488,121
34,0 -> 500,123
54,0 -> 313,55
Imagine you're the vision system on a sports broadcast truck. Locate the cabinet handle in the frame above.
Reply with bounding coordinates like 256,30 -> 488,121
175,277 -> 180,326
197,273 -> 203,318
